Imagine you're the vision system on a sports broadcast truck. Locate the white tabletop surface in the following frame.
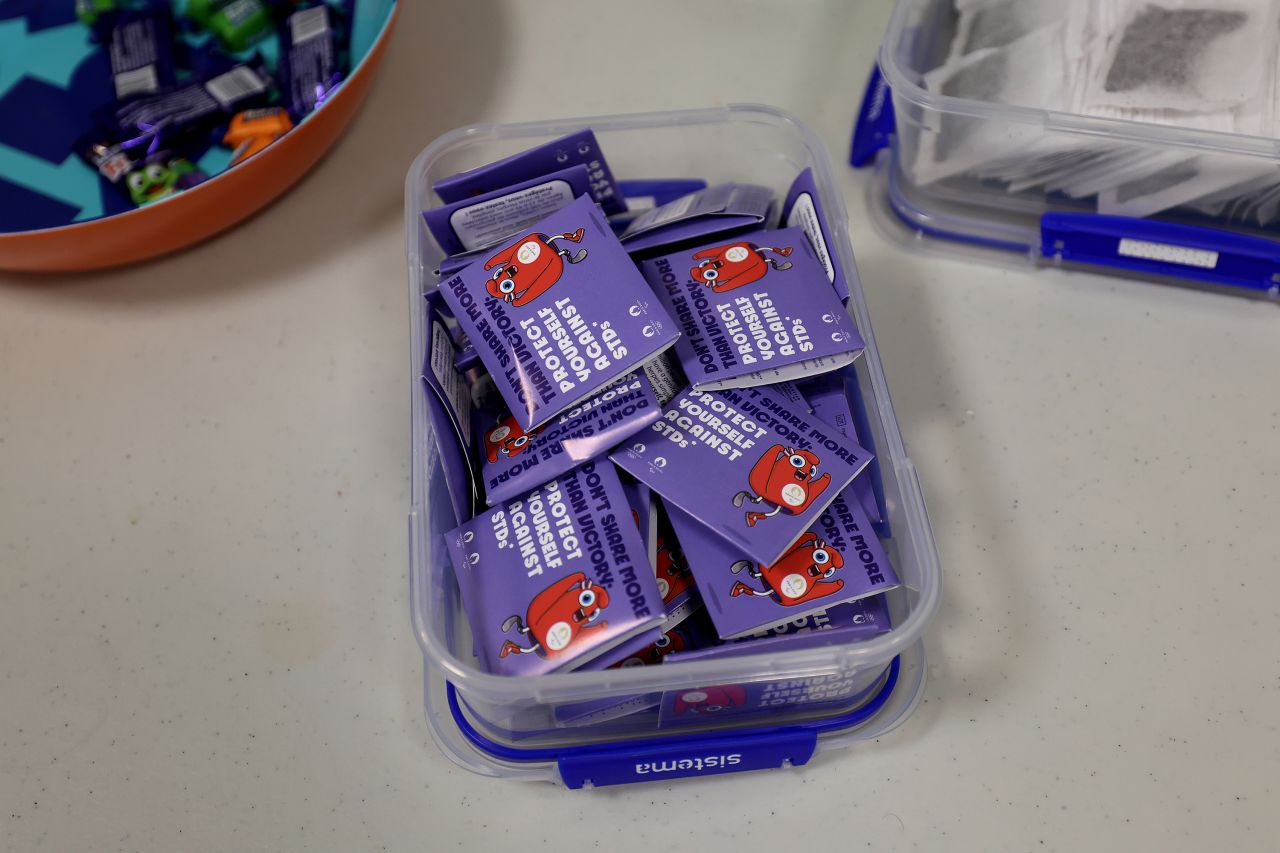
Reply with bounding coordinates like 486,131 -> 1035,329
4,1 -> 1279,850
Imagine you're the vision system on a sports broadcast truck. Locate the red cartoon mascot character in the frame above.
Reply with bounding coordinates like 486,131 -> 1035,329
484,228 -> 587,307
499,573 -> 609,660
729,532 -> 845,606
689,240 -> 793,292
654,531 -> 693,604
673,684 -> 748,716
483,415 -> 541,464
612,629 -> 688,669
732,445 -> 832,527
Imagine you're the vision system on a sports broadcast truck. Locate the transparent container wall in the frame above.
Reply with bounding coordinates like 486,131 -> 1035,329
882,0 -> 1280,248
407,107 -> 942,751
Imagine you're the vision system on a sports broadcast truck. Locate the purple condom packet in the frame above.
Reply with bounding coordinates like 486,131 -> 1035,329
641,226 -> 864,391
424,165 -> 592,257
664,484 -> 899,640
651,497 -> 702,628
620,183 -> 774,255
621,476 -> 657,563
437,194 -> 681,431
422,299 -> 477,522
433,129 -> 627,216
801,376 -> 883,525
478,363 -> 670,506
655,598 -> 892,727
610,384 -> 871,566
555,612 -> 719,727
782,167 -> 857,304
445,462 -> 665,676
685,595 -> 892,658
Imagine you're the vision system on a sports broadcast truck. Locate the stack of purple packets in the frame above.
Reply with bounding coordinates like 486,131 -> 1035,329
422,131 -> 901,725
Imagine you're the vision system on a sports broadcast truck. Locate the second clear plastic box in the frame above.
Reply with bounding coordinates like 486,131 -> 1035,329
406,106 -> 943,785
855,0 -> 1280,297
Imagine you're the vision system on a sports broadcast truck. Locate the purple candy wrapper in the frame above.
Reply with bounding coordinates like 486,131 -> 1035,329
421,299 -> 477,522
664,485 -> 899,640
105,62 -> 271,148
433,129 -> 626,216
278,4 -> 345,120
424,165 -> 592,257
620,183 -> 774,255
782,168 -> 856,304
802,377 -> 883,525
642,226 -> 864,391
438,195 -> 680,431
478,357 -> 680,505
105,8 -> 177,101
610,384 -> 872,566
445,462 -> 664,676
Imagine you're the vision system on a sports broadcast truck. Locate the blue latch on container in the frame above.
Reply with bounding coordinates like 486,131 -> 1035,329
1041,213 -> 1280,296
850,64 -> 895,168
557,728 -> 818,789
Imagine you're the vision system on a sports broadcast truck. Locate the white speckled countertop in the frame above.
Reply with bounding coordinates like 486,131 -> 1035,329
3,1 -> 1279,849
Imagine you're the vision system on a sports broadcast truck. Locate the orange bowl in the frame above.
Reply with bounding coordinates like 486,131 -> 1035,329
0,2 -> 399,273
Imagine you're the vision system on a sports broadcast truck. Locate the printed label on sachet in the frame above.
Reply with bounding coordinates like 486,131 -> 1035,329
782,168 -> 856,303
423,164 -> 591,256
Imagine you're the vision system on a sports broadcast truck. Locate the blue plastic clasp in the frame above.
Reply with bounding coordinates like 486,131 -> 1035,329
851,64 -> 895,168
557,728 -> 818,789
1041,213 -> 1280,296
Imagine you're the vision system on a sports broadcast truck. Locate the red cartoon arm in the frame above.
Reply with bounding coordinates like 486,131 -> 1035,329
543,572 -> 588,600
809,473 -> 832,498
691,246 -> 723,261
484,244 -> 517,270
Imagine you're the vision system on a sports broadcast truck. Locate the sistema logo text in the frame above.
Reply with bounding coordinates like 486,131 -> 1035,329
634,754 -> 742,775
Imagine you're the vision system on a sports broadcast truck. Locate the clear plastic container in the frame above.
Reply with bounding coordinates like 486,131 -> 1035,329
406,106 -> 943,786
855,0 -> 1280,298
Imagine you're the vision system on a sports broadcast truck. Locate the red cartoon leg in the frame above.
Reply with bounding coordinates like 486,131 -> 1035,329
545,230 -> 587,264
745,505 -> 782,527
500,640 -> 538,657
732,490 -> 761,508
731,581 -> 772,598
